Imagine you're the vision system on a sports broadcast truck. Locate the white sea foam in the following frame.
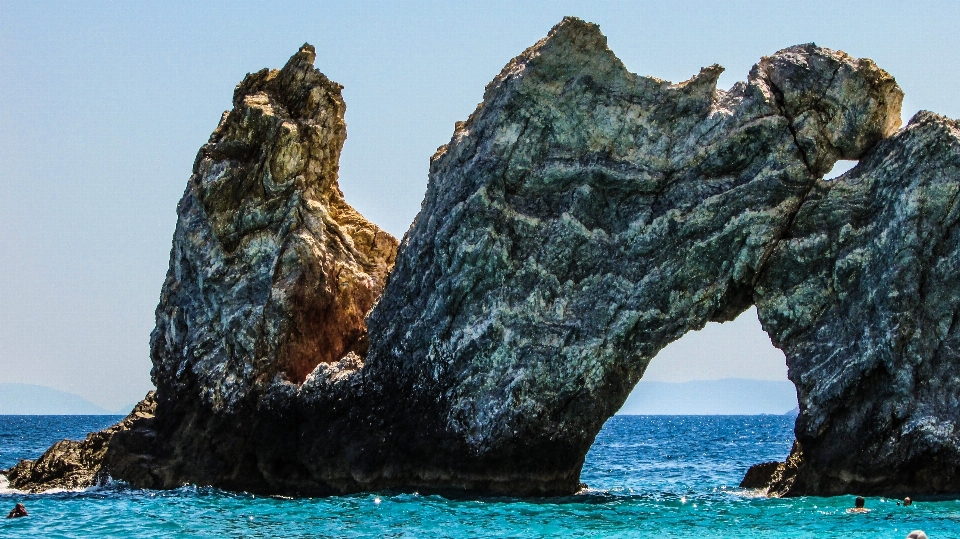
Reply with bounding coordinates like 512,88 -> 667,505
730,487 -> 770,499
0,474 -> 25,495
0,473 -> 111,495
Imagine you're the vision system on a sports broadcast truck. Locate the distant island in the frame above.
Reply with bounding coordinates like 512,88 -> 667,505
617,379 -> 797,415
0,384 -> 130,415
0,380 -> 793,416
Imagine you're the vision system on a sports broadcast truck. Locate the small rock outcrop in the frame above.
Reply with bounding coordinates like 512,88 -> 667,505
9,17 -> 960,499
5,393 -> 156,492
739,461 -> 781,490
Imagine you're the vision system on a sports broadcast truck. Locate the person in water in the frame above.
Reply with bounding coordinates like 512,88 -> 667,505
6,503 -> 27,519
846,496 -> 870,513
904,497 -> 912,506
906,531 -> 927,539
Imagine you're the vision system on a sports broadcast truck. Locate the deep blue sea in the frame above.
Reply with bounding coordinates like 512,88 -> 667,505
0,415 -> 954,538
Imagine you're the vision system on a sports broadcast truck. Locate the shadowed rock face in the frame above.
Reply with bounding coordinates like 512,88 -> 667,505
11,17 -> 960,499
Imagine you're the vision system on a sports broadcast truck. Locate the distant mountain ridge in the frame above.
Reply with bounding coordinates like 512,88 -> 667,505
0,383 -> 121,415
1,380 -> 796,415
617,378 -> 798,415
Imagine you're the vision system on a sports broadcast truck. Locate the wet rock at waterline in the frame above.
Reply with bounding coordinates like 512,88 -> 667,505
8,17 -> 960,498
739,461 -> 781,490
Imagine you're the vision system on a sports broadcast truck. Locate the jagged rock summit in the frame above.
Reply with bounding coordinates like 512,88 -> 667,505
9,17 -> 960,499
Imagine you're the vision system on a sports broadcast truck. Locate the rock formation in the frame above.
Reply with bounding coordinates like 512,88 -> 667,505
123,42 -> 399,493
9,17 -> 960,499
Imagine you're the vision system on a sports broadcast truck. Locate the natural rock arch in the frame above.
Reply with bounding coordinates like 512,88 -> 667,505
11,17 -> 960,499
358,17 -> 910,496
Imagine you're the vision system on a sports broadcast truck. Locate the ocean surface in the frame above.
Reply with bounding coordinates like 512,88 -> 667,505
0,415 -> 954,538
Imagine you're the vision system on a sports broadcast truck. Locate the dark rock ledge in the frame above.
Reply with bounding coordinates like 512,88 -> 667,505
7,17 -> 960,499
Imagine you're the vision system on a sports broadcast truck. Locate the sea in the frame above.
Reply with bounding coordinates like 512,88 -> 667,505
0,415 -> 955,538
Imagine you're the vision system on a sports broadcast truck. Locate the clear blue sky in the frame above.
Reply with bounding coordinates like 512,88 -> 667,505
1,1 -> 957,410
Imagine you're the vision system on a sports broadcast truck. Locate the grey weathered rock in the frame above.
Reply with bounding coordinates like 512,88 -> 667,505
135,42 -> 398,493
12,17 -> 960,499
4,43 -> 398,495
152,43 -> 398,404
359,17 -> 903,495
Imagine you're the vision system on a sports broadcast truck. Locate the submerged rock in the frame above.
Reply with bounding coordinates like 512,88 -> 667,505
9,17 -> 960,498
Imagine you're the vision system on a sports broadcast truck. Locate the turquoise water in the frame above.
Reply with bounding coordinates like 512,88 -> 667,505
0,415 -> 954,538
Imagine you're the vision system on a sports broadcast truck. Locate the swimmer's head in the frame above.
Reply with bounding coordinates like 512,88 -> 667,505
904,497 -> 912,506
906,531 -> 928,539
855,496 -> 865,508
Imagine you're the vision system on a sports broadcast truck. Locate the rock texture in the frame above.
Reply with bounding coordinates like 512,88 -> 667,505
358,18 -> 904,495
10,17 -> 960,499
4,44 -> 397,495
130,42 -> 399,493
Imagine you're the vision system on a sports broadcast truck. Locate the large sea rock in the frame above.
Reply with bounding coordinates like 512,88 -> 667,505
749,110 -> 960,496
9,17 -> 960,498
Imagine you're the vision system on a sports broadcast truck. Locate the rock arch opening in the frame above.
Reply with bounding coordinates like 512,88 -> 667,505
823,159 -> 859,181
618,306 -> 797,416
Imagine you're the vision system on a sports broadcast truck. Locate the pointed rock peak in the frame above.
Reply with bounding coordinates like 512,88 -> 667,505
483,17 -> 627,102
530,16 -> 620,70
542,16 -> 606,50
230,43 -> 344,124
284,42 -> 317,71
